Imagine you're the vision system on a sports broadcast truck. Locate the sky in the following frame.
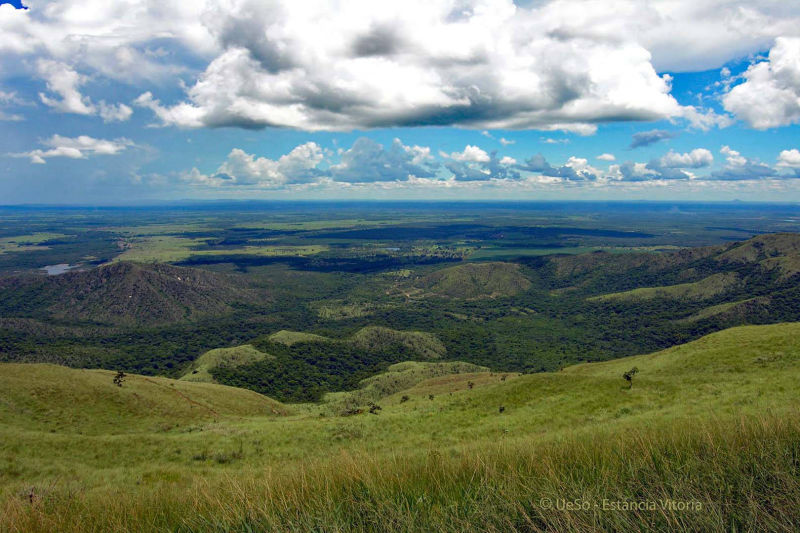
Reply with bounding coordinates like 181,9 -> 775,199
1,0 -> 800,204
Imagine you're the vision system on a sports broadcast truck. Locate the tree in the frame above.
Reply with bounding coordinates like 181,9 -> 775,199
622,367 -> 639,389
113,371 -> 126,387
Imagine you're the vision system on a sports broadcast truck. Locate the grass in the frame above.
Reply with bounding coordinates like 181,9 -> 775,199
323,361 -> 490,410
677,296 -> 771,323
268,329 -> 330,346
179,345 -> 273,383
115,236 -> 327,263
3,322 -> 800,531
268,326 -> 446,359
0,233 -> 69,255
415,262 -> 532,298
590,272 -> 741,302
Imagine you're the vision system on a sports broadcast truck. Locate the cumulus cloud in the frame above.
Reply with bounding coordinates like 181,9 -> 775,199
4,1 -> 798,133
448,145 -> 491,163
778,149 -> 800,168
608,161 -> 660,182
36,60 -> 132,121
723,37 -> 800,129
518,154 -> 600,181
709,145 -> 776,180
130,0 -> 700,131
658,149 -> 714,169
37,60 -> 95,115
14,135 -> 134,164
98,101 -> 133,123
186,143 -> 324,188
330,138 -> 437,183
777,149 -> 800,177
597,153 -> 616,161
630,129 -> 677,149
184,137 -> 441,187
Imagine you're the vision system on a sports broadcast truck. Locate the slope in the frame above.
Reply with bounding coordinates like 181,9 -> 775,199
0,262 -> 269,326
4,323 -> 800,531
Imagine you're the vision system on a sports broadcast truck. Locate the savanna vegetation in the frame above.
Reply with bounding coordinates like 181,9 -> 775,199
3,203 -> 800,530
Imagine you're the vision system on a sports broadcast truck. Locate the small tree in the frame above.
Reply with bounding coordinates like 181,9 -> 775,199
467,381 -> 475,390
622,367 -> 639,389
499,405 -> 505,414
400,395 -> 410,403
368,402 -> 382,415
113,371 -> 126,387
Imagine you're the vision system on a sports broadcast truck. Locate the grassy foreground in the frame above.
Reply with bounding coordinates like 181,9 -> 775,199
4,323 -> 800,531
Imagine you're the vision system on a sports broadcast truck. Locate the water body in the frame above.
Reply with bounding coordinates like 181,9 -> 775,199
42,264 -> 78,275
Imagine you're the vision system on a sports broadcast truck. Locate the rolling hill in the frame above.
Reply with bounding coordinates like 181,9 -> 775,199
267,326 -> 446,359
179,344 -> 273,383
413,261 -> 532,298
3,322 -> 800,531
0,262 -> 269,326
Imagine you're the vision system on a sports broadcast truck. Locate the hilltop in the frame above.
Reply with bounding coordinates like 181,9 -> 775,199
0,262 -> 269,326
0,363 -> 285,435
412,261 -> 532,299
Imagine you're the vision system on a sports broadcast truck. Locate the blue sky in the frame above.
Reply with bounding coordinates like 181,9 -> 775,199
1,1 -> 799,204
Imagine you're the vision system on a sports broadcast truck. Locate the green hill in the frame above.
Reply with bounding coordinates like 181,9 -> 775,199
0,262 -> 270,326
268,326 -> 445,358
323,360 -> 489,410
4,323 -> 800,531
179,344 -> 273,383
677,296 -> 772,323
414,262 -> 532,298
268,329 -> 330,346
590,271 -> 741,302
0,363 -> 286,435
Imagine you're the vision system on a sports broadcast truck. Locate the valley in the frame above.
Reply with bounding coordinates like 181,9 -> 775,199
2,202 -> 800,531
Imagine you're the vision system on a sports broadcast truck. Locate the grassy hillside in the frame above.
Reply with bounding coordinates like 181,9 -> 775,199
350,326 -> 446,359
323,360 -> 490,410
3,323 -> 800,531
590,272 -> 741,302
0,363 -> 286,435
414,262 -> 532,298
179,344 -> 273,383
677,296 -> 772,323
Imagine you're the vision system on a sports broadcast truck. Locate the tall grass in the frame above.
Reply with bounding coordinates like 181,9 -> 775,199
5,413 -> 799,532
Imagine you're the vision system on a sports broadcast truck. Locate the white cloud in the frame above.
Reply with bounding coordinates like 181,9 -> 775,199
36,60 -> 132,121
98,101 -> 133,123
499,156 -> 517,165
37,60 -> 94,115
213,143 -> 324,187
778,149 -> 800,168
723,37 -> 800,129
4,1 -> 798,134
186,138 -> 438,187
449,145 -> 491,163
15,135 -> 134,164
720,145 -> 747,166
330,138 -> 438,182
711,145 -> 776,180
499,138 -> 515,146
597,153 -> 616,161
131,0 -> 696,132
659,149 -> 714,168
